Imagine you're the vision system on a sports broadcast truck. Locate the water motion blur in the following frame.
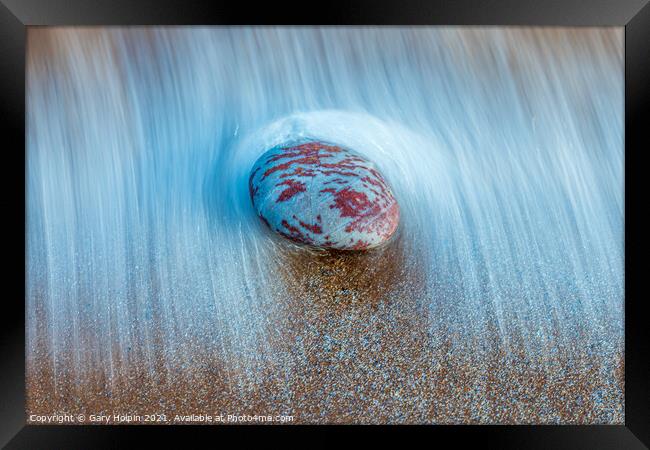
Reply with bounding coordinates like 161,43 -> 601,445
26,27 -> 623,424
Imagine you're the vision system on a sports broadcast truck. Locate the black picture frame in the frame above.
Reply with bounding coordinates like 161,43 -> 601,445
2,0 -> 647,447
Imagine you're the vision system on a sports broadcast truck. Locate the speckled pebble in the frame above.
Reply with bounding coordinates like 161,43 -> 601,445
249,140 -> 399,250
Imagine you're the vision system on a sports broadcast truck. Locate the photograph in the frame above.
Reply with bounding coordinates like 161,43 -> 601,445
25,26 -> 624,425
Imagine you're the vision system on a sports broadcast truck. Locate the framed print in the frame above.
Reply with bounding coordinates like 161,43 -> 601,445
2,0 -> 648,447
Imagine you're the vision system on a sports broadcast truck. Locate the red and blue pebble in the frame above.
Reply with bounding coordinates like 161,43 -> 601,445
249,140 -> 400,250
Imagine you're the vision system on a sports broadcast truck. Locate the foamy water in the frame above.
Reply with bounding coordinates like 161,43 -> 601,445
26,27 -> 623,419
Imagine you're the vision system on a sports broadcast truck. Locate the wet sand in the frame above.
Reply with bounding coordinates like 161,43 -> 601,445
27,234 -> 624,424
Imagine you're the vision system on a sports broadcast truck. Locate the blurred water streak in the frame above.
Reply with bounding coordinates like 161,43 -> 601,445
26,27 -> 623,420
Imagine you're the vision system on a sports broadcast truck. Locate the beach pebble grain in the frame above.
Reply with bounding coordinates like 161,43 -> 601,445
249,140 -> 400,250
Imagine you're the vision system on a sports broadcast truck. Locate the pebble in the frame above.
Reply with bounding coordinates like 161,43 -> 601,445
249,140 -> 400,250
